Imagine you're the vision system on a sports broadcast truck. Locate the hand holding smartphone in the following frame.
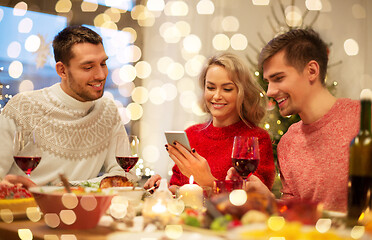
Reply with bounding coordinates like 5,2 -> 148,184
164,131 -> 191,152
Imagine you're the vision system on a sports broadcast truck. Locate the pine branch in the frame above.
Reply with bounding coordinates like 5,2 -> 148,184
309,11 -> 320,28
267,16 -> 277,33
328,60 -> 343,68
301,9 -> 309,28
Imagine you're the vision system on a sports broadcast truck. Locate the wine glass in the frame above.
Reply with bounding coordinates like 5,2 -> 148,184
231,136 -> 260,182
13,129 -> 42,177
116,135 -> 139,174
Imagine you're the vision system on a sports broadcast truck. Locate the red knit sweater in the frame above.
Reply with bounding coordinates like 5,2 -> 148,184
169,120 -> 275,189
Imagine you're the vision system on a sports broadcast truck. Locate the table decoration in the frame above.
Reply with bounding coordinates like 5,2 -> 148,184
178,175 -> 203,209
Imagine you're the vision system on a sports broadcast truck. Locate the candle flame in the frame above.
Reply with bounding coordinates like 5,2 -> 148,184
189,175 -> 194,184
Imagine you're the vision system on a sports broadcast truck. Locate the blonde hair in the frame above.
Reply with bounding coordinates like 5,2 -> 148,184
199,52 -> 267,127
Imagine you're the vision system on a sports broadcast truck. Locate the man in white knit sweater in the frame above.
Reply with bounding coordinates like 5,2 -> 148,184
0,25 -> 138,186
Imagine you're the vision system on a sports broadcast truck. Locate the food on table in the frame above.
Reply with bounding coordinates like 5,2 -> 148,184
210,191 -> 276,219
180,208 -> 206,227
241,210 -> 268,224
0,185 -> 37,213
99,175 -> 134,189
238,221 -> 354,240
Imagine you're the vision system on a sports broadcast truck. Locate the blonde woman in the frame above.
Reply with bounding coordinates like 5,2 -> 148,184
145,53 -> 275,193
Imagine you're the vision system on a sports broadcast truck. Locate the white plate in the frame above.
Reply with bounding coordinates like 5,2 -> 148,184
107,231 -> 224,240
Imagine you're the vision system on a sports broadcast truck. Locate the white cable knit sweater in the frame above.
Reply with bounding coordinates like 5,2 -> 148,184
0,83 -> 138,185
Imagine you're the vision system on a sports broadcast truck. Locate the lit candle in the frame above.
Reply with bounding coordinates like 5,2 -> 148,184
178,175 -> 203,209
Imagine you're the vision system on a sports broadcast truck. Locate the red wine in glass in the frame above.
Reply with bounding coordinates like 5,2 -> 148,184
231,136 -> 260,181
116,156 -> 139,172
232,158 -> 259,179
13,129 -> 42,177
13,156 -> 41,176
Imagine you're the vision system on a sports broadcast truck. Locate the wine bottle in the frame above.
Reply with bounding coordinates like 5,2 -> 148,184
347,89 -> 372,225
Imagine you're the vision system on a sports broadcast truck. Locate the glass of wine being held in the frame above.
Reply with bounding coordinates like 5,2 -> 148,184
116,135 -> 139,174
232,136 -> 260,181
13,129 -> 42,177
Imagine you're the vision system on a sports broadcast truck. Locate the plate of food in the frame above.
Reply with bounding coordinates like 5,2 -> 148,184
0,185 -> 38,221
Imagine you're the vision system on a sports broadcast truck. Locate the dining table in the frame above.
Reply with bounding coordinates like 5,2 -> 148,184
0,218 -> 115,240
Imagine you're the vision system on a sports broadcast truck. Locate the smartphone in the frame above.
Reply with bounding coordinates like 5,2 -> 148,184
164,131 -> 191,152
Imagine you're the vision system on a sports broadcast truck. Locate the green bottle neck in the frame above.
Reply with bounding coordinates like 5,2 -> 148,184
360,100 -> 372,133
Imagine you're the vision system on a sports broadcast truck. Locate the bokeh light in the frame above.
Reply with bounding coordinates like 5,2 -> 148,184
147,0 -> 165,12
19,80 -> 34,92
7,41 -> 21,58
61,193 -> 79,209
55,0 -> 72,13
305,0 -> 322,11
149,86 -> 166,105
351,226 -> 365,239
183,34 -> 202,53
119,64 -> 136,83
158,57 -> 174,74
44,213 -> 60,228
142,145 -> 160,163
164,225 -> 183,239
26,207 -> 42,222
122,27 -> 137,43
81,0 -> 98,12
0,209 -> 14,223
285,6 -> 302,27
131,4 -> 144,20
229,190 -> 247,206
9,60 -> 23,79
315,218 -> 331,233
185,55 -> 205,77
18,229 -> 33,240
344,38 -> 359,56
162,83 -> 178,101
135,61 -> 152,79
18,18 -> 33,33
59,210 -> 76,225
25,35 -> 41,52
118,82 -> 135,97
175,21 -> 191,37
80,195 -> 98,211
132,86 -> 149,104
13,1 -> 27,16
167,62 -> 185,80
164,1 -> 189,16
212,34 -> 230,51
252,0 -> 270,5
231,33 -> 248,50
126,102 -> 143,120
267,216 -> 285,231
222,16 -> 239,32
105,8 -> 121,22
197,0 -> 215,15
94,13 -> 111,28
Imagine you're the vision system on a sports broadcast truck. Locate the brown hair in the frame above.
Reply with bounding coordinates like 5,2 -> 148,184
258,28 -> 328,85
53,25 -> 103,66
199,52 -> 267,127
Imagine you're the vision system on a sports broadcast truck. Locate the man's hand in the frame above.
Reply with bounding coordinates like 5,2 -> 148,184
0,174 -> 37,189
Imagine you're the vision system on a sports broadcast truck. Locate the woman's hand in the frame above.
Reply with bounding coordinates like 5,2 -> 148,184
0,174 -> 37,189
166,142 -> 215,187
226,167 -> 275,199
143,174 -> 162,191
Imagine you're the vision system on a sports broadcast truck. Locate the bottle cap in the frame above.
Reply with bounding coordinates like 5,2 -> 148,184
360,89 -> 372,100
